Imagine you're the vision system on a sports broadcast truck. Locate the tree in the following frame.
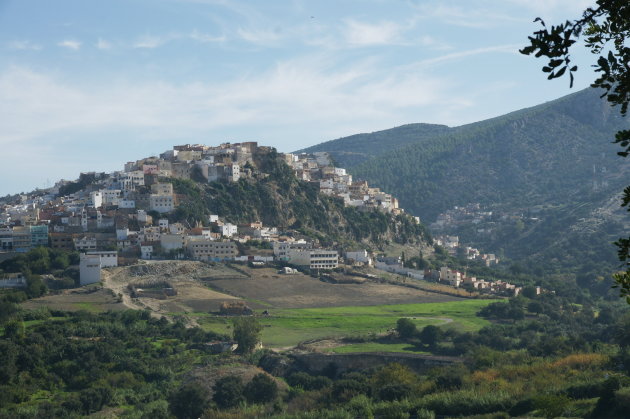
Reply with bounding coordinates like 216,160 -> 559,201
243,373 -> 278,404
232,317 -> 262,354
396,318 -> 417,339
521,0 -> 630,303
419,325 -> 441,348
169,383 -> 209,419
212,376 -> 244,409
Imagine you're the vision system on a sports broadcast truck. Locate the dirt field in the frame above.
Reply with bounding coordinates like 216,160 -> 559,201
22,286 -> 126,312
101,260 -> 244,317
206,267 -> 462,309
31,261 -> 464,322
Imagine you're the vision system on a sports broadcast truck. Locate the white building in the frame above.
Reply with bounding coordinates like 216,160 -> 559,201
345,250 -> 372,265
288,249 -> 338,270
118,199 -> 136,209
439,267 -> 462,287
86,251 -> 118,267
151,183 -> 174,196
116,228 -> 129,240
74,236 -> 97,252
150,194 -> 175,213
141,245 -> 153,260
272,240 -> 311,260
90,191 -> 103,209
221,223 -> 238,238
101,189 -> 121,204
80,253 -> 101,285
160,234 -> 185,251
169,223 -> 186,235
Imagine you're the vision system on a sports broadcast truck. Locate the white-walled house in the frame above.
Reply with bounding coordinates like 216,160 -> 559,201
80,253 -> 101,285
141,245 -> 153,260
221,223 -> 238,238
345,250 -> 372,266
86,251 -> 118,267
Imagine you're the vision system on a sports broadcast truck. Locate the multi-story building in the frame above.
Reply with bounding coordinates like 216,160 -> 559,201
151,183 -> 173,196
79,253 -> 101,285
49,232 -> 74,250
149,194 -> 174,213
287,249 -> 338,270
187,239 -> 237,261
74,236 -> 97,252
12,226 -> 31,252
86,250 -> 118,267
0,226 -> 13,251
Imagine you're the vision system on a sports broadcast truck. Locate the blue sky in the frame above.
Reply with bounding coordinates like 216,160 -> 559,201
0,0 -> 597,195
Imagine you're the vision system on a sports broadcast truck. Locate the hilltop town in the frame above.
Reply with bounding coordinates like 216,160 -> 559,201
0,143 -> 408,279
0,141 -> 525,296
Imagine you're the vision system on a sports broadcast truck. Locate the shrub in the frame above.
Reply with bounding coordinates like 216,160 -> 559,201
213,376 -> 244,409
170,383 -> 209,419
244,373 -> 278,404
396,318 -> 417,339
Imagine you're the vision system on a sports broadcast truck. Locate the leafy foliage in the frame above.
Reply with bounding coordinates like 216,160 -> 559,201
232,316 -> 262,354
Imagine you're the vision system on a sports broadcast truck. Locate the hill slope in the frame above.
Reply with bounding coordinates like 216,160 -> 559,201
303,88 -> 630,279
171,149 -> 430,249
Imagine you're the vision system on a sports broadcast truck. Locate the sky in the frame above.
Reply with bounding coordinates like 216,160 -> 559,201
0,0 -> 599,196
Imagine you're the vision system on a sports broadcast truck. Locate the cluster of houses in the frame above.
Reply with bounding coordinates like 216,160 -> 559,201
373,256 -> 524,297
285,152 -> 414,217
430,266 -> 528,296
431,202 -> 542,237
2,142 -> 410,286
434,235 -> 499,266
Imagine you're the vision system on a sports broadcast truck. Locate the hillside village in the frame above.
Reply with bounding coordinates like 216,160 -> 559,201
0,142 -> 520,296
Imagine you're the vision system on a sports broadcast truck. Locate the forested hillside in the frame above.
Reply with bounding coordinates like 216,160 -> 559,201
303,88 -> 630,280
301,123 -> 451,169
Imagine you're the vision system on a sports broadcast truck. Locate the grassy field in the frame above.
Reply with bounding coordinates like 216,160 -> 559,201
198,299 -> 494,348
326,342 -> 430,354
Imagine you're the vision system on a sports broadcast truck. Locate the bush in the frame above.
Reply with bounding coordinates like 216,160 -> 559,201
170,383 -> 209,418
416,408 -> 435,419
213,376 -> 244,409
396,318 -> 417,339
347,394 -> 373,418
378,383 -> 412,402
287,372 -> 332,391
244,373 -> 278,404
416,390 -> 513,416
332,378 -> 370,403
372,400 -> 411,419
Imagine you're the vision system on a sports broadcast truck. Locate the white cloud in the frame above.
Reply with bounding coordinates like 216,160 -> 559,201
189,30 -> 226,43
96,38 -> 112,50
343,19 -> 405,46
133,32 -> 225,48
58,39 -> 81,50
414,3 -> 528,28
505,0 -> 596,20
7,40 -> 41,51
237,27 -> 282,45
0,59 -> 465,150
417,44 -> 522,67
419,36 -> 451,51
133,35 -> 165,49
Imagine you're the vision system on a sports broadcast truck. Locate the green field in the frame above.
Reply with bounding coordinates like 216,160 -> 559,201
326,342 -> 430,354
198,299 -> 494,348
